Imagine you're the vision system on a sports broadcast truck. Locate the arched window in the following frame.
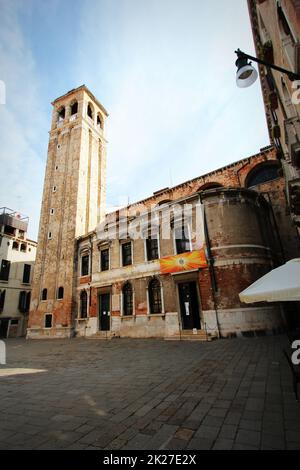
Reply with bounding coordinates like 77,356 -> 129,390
197,182 -> 223,191
20,243 -> 26,252
97,113 -> 103,129
41,288 -> 47,301
70,101 -> 78,115
12,241 -> 19,250
87,103 -> 94,120
245,162 -> 280,188
123,282 -> 133,316
80,290 -> 87,318
148,278 -> 162,314
57,286 -> 64,299
57,106 -> 65,122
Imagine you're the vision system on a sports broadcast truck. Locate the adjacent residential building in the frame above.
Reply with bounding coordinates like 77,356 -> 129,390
0,208 -> 37,338
27,86 -> 300,340
247,0 -> 300,234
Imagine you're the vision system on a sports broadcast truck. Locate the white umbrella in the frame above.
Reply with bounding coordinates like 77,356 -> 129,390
239,258 -> 300,303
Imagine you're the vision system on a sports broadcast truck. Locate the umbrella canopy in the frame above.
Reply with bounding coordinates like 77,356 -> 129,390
239,258 -> 300,303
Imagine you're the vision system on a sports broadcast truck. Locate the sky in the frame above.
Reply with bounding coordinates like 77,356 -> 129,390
0,0 -> 270,239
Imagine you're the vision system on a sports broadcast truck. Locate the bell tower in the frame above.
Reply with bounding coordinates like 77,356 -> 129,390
28,85 -> 108,338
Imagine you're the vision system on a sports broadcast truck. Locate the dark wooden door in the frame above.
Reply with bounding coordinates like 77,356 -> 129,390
99,293 -> 110,331
0,319 -> 9,338
178,282 -> 201,330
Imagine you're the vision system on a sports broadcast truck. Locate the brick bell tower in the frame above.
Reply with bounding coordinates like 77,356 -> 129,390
28,85 -> 108,338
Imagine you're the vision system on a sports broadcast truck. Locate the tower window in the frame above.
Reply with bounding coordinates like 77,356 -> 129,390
87,103 -> 93,120
148,278 -> 162,314
57,286 -> 64,299
97,113 -> 103,129
80,290 -> 88,318
50,208 -> 54,215
48,232 -> 52,240
70,101 -> 78,115
41,288 -> 47,301
123,282 -> 133,316
81,254 -> 90,276
53,186 -> 57,192
45,314 -> 52,328
57,107 -> 65,122
23,264 -> 31,283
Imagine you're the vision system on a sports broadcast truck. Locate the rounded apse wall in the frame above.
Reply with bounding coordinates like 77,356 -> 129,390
199,187 -> 285,337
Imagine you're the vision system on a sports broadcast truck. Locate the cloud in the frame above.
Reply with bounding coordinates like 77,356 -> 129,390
0,0 -> 47,239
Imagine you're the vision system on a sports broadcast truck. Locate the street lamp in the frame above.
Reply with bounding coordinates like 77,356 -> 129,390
235,49 -> 300,88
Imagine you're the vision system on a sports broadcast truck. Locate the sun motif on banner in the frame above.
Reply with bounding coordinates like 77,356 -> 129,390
159,249 -> 207,274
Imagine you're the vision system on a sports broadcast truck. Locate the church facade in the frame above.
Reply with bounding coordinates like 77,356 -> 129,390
27,85 -> 300,340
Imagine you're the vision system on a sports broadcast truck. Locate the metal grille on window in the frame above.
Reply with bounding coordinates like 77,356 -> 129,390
80,291 -> 87,318
149,278 -> 162,314
123,282 -> 133,316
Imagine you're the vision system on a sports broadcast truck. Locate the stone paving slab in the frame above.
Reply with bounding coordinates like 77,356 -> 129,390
0,335 -> 300,450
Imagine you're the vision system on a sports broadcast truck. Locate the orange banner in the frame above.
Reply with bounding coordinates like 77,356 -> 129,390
159,249 -> 207,275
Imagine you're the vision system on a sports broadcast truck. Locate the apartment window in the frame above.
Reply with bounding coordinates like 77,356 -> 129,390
57,286 -> 64,299
121,242 -> 132,266
123,282 -> 133,316
146,237 -> 159,261
23,264 -> 31,283
20,243 -> 26,252
148,278 -> 162,314
18,291 -> 27,313
12,241 -> 19,250
41,288 -> 47,301
100,249 -> 109,271
0,290 -> 6,312
45,314 -> 52,328
80,290 -> 88,318
0,260 -> 10,281
81,254 -> 90,276
277,5 -> 294,41
19,230 -> 25,239
174,225 -> 191,254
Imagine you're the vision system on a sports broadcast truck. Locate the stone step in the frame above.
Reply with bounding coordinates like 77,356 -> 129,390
165,329 -> 218,341
85,331 -> 112,340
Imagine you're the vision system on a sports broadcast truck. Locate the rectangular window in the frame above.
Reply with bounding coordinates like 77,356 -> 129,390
23,264 -> 31,283
10,319 -> 19,325
0,290 -> 6,312
45,314 -> 52,328
146,238 -> 159,261
122,242 -> 132,266
175,225 -> 191,255
81,254 -> 90,276
0,260 -> 10,281
18,291 -> 27,313
100,249 -> 109,271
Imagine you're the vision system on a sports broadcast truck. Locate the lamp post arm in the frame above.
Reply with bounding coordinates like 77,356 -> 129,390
235,49 -> 300,81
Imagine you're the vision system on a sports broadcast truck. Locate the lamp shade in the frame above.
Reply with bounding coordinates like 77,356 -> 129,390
236,64 -> 258,88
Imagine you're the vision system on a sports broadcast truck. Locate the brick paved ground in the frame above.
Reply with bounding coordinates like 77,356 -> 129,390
0,335 -> 299,450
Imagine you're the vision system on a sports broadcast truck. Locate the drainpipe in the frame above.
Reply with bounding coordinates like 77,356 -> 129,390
198,193 -> 221,338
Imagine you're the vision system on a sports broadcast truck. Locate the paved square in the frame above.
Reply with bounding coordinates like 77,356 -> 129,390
0,335 -> 300,450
